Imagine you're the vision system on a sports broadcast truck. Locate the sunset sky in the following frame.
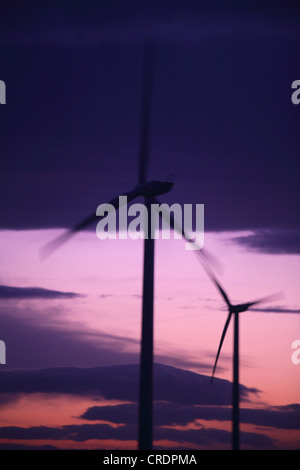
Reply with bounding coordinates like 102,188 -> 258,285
0,1 -> 299,450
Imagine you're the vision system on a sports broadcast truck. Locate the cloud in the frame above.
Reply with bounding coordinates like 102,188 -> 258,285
0,304 -> 140,369
0,284 -> 82,299
156,355 -> 215,374
0,393 -> 23,409
0,443 -> 58,450
0,301 -> 215,371
231,229 -> 300,255
0,421 -> 275,449
2,396 -> 297,448
154,426 -> 275,449
240,406 -> 300,430
81,401 -> 300,430
0,363 -> 256,405
0,8 -> 299,235
251,306 -> 300,315
1,1 -> 299,48
275,404 -> 300,412
0,365 -> 297,449
80,402 -> 226,426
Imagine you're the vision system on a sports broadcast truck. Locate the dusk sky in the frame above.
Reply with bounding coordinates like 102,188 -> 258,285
0,1 -> 299,450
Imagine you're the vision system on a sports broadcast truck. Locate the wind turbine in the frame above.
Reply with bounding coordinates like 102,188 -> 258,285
206,265 -> 281,450
40,41 -> 173,450
155,208 -> 281,450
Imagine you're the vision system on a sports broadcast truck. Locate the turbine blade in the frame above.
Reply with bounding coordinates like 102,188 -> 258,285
153,197 -> 224,275
40,187 -> 142,259
239,292 -> 285,311
153,197 -> 230,306
211,309 -> 233,381
138,40 -> 156,184
208,271 -> 231,308
198,249 -> 225,275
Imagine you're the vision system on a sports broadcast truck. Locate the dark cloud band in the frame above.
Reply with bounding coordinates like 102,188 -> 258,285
0,285 -> 82,299
0,363 -> 256,405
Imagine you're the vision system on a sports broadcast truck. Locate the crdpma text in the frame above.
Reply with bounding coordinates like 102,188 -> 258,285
103,454 -> 197,466
96,196 -> 204,251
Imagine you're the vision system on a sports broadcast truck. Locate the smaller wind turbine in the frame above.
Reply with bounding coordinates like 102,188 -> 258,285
206,265 -> 282,450
155,207 -> 282,450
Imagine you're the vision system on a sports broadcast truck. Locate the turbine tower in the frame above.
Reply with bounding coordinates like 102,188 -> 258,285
41,41 -> 172,450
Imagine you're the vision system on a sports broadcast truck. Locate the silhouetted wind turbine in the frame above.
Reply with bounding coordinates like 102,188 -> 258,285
40,41 -> 173,450
206,265 -> 281,450
155,207 -> 282,450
